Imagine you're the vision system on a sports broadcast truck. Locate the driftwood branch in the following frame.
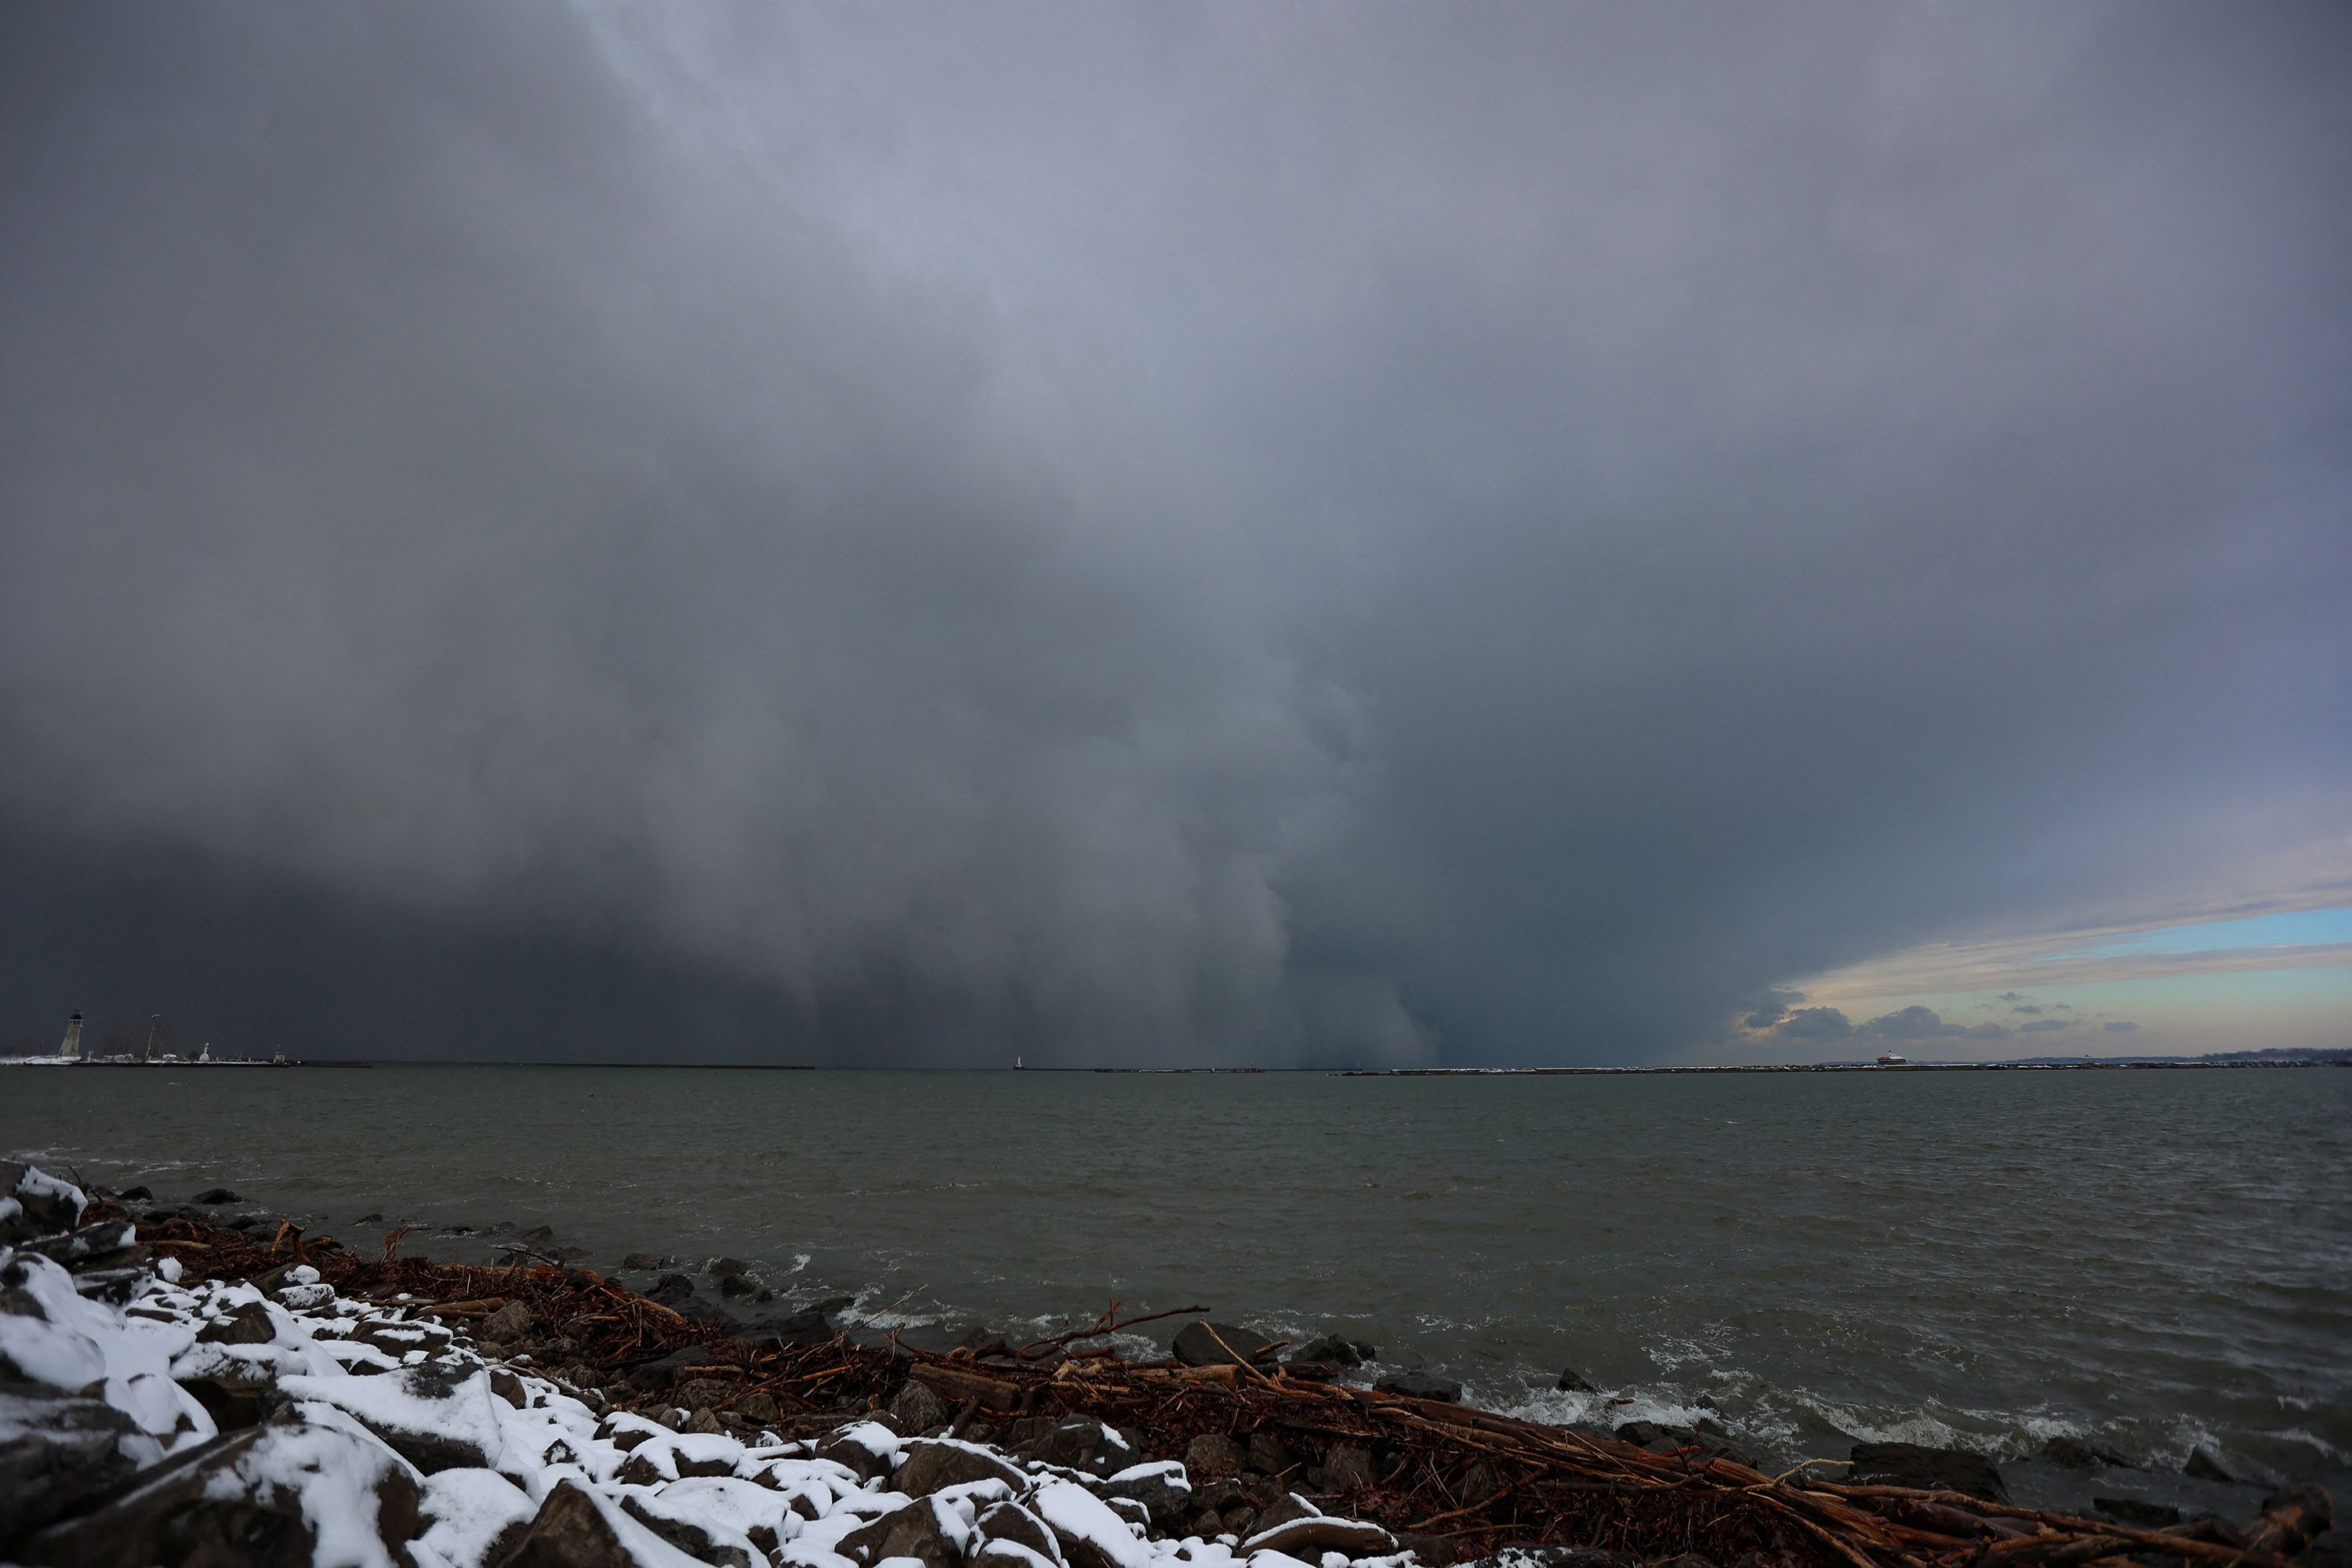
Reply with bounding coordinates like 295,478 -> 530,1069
1014,1301 -> 1214,1359
115,1199 -> 2336,1568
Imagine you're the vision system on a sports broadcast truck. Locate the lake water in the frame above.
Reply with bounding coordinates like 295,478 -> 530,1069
6,1063 -> 2347,1517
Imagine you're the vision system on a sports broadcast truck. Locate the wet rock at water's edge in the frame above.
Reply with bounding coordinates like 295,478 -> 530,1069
1849,1442 -> 2008,1503
1374,1370 -> 1464,1403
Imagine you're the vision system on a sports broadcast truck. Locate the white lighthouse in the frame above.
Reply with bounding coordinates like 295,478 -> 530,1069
59,1011 -> 83,1058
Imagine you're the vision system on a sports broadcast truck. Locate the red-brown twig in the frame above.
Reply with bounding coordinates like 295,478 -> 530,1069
1014,1302 -> 1211,1359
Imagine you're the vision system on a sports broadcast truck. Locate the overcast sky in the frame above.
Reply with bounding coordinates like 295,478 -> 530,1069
3,2 -> 2347,1065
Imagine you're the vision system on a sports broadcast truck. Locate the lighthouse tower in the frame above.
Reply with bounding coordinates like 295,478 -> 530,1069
59,1011 -> 83,1058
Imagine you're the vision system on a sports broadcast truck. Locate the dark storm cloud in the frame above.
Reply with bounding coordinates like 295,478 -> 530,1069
1774,1007 -> 1854,1041
1741,988 -> 1806,1030
2,3 -> 2347,1062
0,2 -> 1394,1064
1857,1006 -> 1965,1041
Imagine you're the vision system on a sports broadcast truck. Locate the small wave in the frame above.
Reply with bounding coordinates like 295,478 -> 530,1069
2011,1411 -> 2092,1445
840,1289 -> 942,1332
1796,1396 -> 1976,1454
1644,1334 -> 1731,1372
2144,1420 -> 2224,1474
2270,1428 -> 2348,1463
1497,1385 -> 1705,1431
1102,1330 -> 1165,1362
1412,1311 -> 1508,1335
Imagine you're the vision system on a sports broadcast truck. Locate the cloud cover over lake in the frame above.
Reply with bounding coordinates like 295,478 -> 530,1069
2,3 -> 2347,1062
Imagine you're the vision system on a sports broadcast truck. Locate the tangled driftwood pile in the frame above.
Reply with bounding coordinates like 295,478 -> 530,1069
128,1205 -> 2336,1568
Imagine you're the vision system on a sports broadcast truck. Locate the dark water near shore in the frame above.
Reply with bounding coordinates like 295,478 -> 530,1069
7,1065 -> 2348,1516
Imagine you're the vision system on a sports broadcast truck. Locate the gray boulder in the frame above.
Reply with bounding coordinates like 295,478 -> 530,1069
1189,1477 -> 1268,1515
644,1273 -> 695,1307
1102,1462 -> 1192,1526
1171,1321 -> 1282,1368
17,1221 -> 140,1271
975,1500 -> 1062,1563
750,1303 -> 840,1349
175,1356 -> 285,1431
840,1499 -> 965,1568
898,1438 -> 1029,1497
619,1494 -> 757,1568
2051,1439 -> 2145,1476
815,1431 -> 896,1483
477,1300 -> 534,1342
1,1164 -> 88,1243
0,1385 -> 143,1543
1373,1370 -> 1462,1403
197,1301 -> 278,1346
2040,1436 -> 2134,1469
977,1544 -> 1057,1568
674,1377 -> 735,1412
1021,1417 -> 1129,1475
14,1415 -> 420,1568
497,1479 -> 662,1568
1321,1441 -> 1377,1490
623,1344 -> 731,1392
890,1377 -> 952,1434
2183,1448 -> 2236,1483
1184,1432 -> 1245,1478
1850,1441 -> 2008,1502
1286,1334 -> 1374,1370
283,1358 -> 505,1474
1247,1431 -> 1296,1475
1247,1494 -> 1316,1535
1396,1532 -> 1470,1566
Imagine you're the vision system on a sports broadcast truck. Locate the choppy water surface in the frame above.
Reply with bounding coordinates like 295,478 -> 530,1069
7,1065 -> 2347,1514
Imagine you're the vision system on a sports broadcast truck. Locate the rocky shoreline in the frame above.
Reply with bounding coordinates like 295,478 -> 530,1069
4,1163 -> 2339,1568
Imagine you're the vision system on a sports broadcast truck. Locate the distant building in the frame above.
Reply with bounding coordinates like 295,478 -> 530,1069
1876,1053 -> 1906,1065
59,1012 -> 83,1058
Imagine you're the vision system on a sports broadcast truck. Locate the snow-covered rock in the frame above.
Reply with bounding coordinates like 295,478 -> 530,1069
0,1163 -> 1428,1568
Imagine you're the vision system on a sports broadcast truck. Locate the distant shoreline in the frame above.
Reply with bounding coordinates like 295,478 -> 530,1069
6,1054 -> 2346,1073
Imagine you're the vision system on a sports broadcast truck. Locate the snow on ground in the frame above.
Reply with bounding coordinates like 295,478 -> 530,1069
0,1160 -> 1420,1568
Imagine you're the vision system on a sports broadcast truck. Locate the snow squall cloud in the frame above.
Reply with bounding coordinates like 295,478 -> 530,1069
1,3 -> 2347,1064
